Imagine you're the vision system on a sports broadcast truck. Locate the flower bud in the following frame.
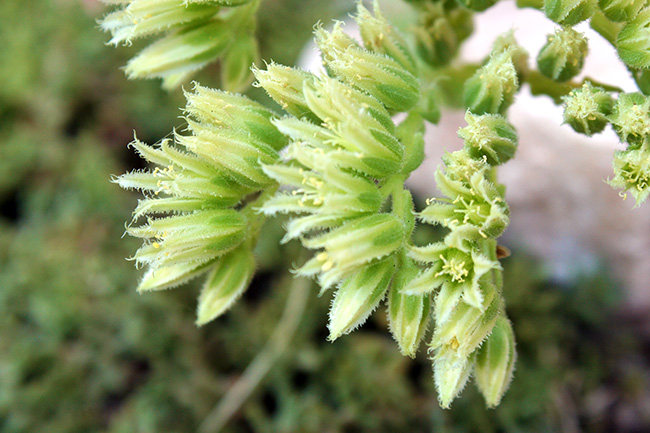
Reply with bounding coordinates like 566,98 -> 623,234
316,23 -> 420,112
609,92 -> 650,147
252,63 -> 319,122
433,347 -> 473,409
562,82 -> 614,135
609,147 -> 650,206
302,214 -> 404,278
456,0 -> 499,12
492,31 -> 529,80
355,1 -> 417,75
220,35 -> 259,93
129,209 -> 247,270
184,85 -> 288,150
414,11 -> 458,68
617,8 -> 650,69
125,19 -> 232,89
632,68 -> 650,96
544,0 -> 595,26
328,257 -> 395,340
537,27 -> 588,82
196,244 -> 255,325
598,0 -> 645,23
100,0 -> 221,46
464,50 -> 519,114
458,111 -> 518,165
474,314 -> 517,407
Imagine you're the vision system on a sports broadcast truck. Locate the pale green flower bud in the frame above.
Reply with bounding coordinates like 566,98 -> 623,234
492,31 -> 529,80
617,8 -> 650,69
609,147 -> 650,206
632,68 -> 650,96
316,25 -> 420,112
177,127 -> 278,188
609,92 -> 650,147
100,0 -> 221,46
220,35 -> 259,93
302,214 -> 404,280
432,291 -> 501,408
196,244 -> 255,325
328,257 -> 395,340
458,111 -> 518,165
456,0 -> 500,12
137,261 -> 214,292
355,1 -> 417,75
414,6 -> 460,68
537,27 -> 588,82
388,257 -> 431,357
125,19 -> 232,89
544,0 -> 595,26
433,347 -> 473,409
464,49 -> 519,114
184,85 -> 288,150
474,314 -> 517,407
129,209 -> 247,269
562,82 -> 614,136
597,0 -> 645,22
252,63 -> 319,122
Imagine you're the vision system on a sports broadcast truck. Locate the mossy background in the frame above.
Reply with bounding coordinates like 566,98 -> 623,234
1,0 -> 649,432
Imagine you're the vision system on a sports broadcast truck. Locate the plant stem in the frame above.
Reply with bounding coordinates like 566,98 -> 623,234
198,270 -> 311,433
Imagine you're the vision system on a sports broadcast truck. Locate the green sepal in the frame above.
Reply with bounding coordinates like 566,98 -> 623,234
464,50 -> 519,115
474,314 -> 517,407
220,35 -> 259,93
388,256 -> 431,357
195,245 -> 256,325
562,82 -> 614,136
137,260 -> 214,292
328,257 -> 395,340
598,0 -> 646,22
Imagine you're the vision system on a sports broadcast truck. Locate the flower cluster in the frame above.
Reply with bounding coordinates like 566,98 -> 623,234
407,112 -> 517,407
115,85 -> 286,324
100,0 -> 259,89
608,92 -> 650,205
257,3 -> 420,342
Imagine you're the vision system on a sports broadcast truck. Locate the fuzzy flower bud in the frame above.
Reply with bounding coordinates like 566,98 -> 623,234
196,244 -> 255,325
544,0 -> 595,26
316,24 -> 420,112
432,290 -> 501,408
125,19 -> 232,89
389,254 -> 432,357
609,92 -> 650,147
252,63 -> 319,122
598,0 -> 646,22
474,314 -> 517,407
220,35 -> 259,93
464,49 -> 519,115
328,257 -> 395,340
617,8 -> 650,69
562,82 -> 614,136
100,0 -> 221,46
414,3 -> 472,68
355,1 -> 417,75
458,111 -> 518,165
537,27 -> 588,82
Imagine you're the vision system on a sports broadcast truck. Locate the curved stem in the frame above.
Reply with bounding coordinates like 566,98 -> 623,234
198,271 -> 311,433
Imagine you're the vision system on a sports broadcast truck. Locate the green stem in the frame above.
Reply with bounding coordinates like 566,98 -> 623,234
198,270 -> 311,433
515,0 -> 544,9
589,10 -> 623,47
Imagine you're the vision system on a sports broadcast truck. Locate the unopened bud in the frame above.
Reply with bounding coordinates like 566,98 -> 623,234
464,50 -> 519,114
474,314 -> 517,407
537,27 -> 588,82
458,111 -> 518,165
598,0 -> 645,22
609,92 -> 650,147
456,0 -> 499,12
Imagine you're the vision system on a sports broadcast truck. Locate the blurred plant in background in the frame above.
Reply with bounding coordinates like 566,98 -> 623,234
1,0 -> 650,432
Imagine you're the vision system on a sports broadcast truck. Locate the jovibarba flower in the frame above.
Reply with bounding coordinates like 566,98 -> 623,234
115,85 -> 286,324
